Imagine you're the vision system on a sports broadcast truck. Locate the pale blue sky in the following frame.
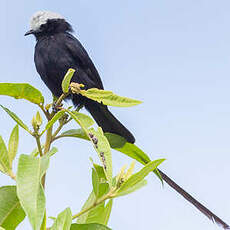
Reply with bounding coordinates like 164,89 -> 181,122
0,1 -> 230,229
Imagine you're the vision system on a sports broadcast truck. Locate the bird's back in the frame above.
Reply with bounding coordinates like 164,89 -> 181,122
34,32 -> 103,98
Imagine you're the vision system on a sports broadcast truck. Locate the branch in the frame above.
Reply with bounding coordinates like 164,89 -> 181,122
35,135 -> 43,157
72,191 -> 114,220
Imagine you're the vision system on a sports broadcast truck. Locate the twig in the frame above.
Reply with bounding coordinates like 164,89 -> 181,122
54,93 -> 68,108
35,135 -> 43,157
39,104 -> 50,120
72,190 -> 114,220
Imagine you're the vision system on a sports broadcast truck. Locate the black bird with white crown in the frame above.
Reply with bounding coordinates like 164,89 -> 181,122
25,11 -> 135,143
24,11 -> 230,230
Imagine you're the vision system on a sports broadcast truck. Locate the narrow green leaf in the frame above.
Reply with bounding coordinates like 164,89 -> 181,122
41,110 -> 65,135
115,142 -> 150,165
71,112 -> 94,128
50,208 -> 72,230
0,105 -> 31,134
62,68 -> 75,93
60,129 -> 88,140
103,200 -> 113,225
115,142 -> 163,183
115,179 -> 147,197
8,125 -> 19,167
92,163 -> 109,198
77,192 -> 95,224
104,133 -> 126,148
55,130 -> 163,182
71,223 -> 111,230
16,155 -> 49,230
117,159 -> 165,194
90,128 -> 113,187
92,168 -> 99,197
76,191 -> 111,225
0,136 -> 10,174
84,202 -> 106,225
30,145 -> 44,157
93,164 -> 106,181
0,83 -> 44,105
46,147 -> 58,158
40,211 -> 46,230
98,183 -> 109,199
65,111 -> 88,134
80,88 -> 142,107
65,111 -> 112,186
105,134 -> 163,183
0,186 -> 25,230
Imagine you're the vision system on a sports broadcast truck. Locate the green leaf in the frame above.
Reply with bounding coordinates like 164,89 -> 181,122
93,164 -> 106,181
76,192 -> 111,226
90,128 -> 113,187
98,184 -> 109,199
8,125 -> 19,167
103,200 -> 113,225
0,83 -> 44,105
65,112 -> 112,186
117,159 -> 165,195
0,105 -> 31,134
60,129 -> 88,139
105,134 -> 163,183
115,180 -> 147,197
0,136 -> 10,174
40,211 -> 46,230
84,202 -> 106,225
55,130 -> 163,182
92,168 -> 99,198
30,146 -> 44,157
71,223 -> 111,230
46,147 -> 58,158
80,88 -> 142,107
71,112 -> 94,128
59,129 -> 88,140
77,192 -> 95,224
41,110 -> 66,135
114,141 -> 150,165
104,133 -> 126,148
16,155 -> 49,230
0,186 -> 25,230
62,69 -> 75,93
50,208 -> 72,230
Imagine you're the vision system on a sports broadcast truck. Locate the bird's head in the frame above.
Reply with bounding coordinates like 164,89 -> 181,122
25,11 -> 73,38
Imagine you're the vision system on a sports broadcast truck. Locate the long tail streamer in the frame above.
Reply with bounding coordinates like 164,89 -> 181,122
158,169 -> 230,229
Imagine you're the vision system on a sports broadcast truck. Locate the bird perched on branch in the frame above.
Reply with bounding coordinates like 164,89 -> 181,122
25,11 -> 135,143
25,11 -> 230,229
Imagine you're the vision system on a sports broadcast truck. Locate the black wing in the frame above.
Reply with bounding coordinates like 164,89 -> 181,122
64,33 -> 104,90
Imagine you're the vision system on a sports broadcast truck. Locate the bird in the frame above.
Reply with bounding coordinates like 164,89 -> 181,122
25,11 -> 230,229
25,11 -> 135,143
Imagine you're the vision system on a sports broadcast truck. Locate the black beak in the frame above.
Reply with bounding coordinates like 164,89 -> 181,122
24,29 -> 35,36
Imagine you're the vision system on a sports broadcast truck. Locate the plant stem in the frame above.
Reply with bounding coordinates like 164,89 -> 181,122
35,135 -> 43,157
39,104 -> 50,120
8,170 -> 16,180
52,123 -> 64,140
55,93 -> 67,108
72,191 -> 114,220
41,126 -> 53,188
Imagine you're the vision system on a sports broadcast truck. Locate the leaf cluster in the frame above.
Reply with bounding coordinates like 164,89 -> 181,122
0,69 -> 165,230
